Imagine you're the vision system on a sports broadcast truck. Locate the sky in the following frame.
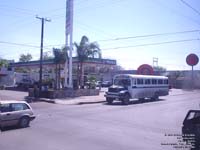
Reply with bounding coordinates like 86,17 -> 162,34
0,0 -> 200,70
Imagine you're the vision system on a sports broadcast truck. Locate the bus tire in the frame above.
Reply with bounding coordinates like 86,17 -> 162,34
151,92 -> 159,101
122,93 -> 130,105
139,98 -> 145,102
106,98 -> 113,104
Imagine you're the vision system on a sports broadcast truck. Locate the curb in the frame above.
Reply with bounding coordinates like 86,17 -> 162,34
25,97 -> 56,104
39,98 -> 56,104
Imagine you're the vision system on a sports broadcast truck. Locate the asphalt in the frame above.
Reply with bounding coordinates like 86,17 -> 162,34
26,88 -> 199,105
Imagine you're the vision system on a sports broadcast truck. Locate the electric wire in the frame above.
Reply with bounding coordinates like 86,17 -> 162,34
102,38 -> 200,50
0,41 -> 51,50
180,0 -> 200,16
152,0 -> 200,26
98,30 -> 200,42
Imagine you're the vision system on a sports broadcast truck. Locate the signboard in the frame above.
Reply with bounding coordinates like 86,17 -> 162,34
66,0 -> 72,35
137,64 -> 154,75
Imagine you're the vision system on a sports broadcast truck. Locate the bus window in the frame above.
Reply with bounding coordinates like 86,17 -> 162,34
137,79 -> 143,85
164,79 -> 168,84
152,79 -> 157,85
132,79 -> 136,85
158,79 -> 163,84
145,79 -> 151,85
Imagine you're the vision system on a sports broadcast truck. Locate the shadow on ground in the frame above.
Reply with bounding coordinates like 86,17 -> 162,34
77,101 -> 105,105
0,125 -> 28,132
76,98 -> 166,105
5,87 -> 28,92
104,98 -> 166,106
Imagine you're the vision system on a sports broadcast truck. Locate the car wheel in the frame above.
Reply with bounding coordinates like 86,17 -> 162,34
19,117 -> 30,128
122,94 -> 130,105
106,98 -> 113,104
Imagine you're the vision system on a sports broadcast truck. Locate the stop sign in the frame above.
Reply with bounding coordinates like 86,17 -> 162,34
186,53 -> 199,66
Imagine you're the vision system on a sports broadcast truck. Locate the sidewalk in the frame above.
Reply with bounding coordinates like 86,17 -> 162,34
169,88 -> 200,96
36,91 -> 106,105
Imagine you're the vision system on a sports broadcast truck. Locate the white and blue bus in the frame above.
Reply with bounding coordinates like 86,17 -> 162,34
104,74 -> 169,105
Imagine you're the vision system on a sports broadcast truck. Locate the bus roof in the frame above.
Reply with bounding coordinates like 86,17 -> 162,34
114,74 -> 168,79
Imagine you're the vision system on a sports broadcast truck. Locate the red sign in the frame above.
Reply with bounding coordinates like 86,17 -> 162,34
186,54 -> 199,66
137,64 -> 154,75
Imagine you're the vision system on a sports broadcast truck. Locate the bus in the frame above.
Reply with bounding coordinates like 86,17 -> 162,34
104,74 -> 169,105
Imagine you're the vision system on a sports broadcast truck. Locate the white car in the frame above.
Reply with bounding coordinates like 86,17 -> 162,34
0,101 -> 36,129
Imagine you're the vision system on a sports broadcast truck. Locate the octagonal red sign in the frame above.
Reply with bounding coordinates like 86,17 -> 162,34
186,53 -> 199,66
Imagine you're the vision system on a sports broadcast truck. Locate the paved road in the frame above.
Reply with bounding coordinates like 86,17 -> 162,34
0,90 -> 28,100
0,89 -> 200,150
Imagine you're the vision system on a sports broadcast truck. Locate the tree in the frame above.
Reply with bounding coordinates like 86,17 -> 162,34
0,59 -> 8,67
74,35 -> 101,88
53,47 -> 69,89
43,52 -> 54,60
19,53 -> 32,62
153,66 -> 166,75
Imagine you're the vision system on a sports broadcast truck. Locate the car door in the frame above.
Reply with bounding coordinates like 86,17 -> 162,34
0,103 -> 18,127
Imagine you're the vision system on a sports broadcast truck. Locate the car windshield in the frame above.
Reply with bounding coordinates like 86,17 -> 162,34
186,111 -> 200,120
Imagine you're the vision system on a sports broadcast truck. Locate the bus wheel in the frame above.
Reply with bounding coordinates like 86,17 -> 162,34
122,94 -> 130,105
151,93 -> 159,101
106,98 -> 113,104
139,98 -> 145,102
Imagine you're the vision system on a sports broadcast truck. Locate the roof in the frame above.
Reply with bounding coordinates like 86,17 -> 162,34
10,57 -> 117,67
0,100 -> 27,105
114,74 -> 168,79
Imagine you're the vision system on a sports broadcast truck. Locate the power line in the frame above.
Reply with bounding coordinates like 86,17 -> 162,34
102,38 -> 200,50
0,40 -> 52,51
180,0 -> 200,16
0,36 -> 199,52
0,41 -> 40,48
41,29 -> 200,48
0,4 -> 36,15
98,30 -> 200,42
0,38 -> 199,51
75,20 -> 117,39
40,7 -> 65,15
152,0 -> 200,26
75,0 -> 124,13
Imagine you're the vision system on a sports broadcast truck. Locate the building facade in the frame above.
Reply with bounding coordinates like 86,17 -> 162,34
10,57 -> 117,84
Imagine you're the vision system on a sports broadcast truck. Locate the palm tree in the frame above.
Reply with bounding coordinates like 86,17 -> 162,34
74,35 -> 101,88
53,47 -> 68,89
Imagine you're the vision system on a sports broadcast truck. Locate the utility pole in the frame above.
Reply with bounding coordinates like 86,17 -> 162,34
65,0 -> 73,88
36,16 -> 51,95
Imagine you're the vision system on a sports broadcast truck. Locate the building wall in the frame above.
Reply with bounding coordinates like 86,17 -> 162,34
0,67 -> 15,86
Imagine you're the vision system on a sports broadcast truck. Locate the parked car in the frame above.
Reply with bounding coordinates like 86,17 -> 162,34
0,101 -> 36,129
182,110 -> 200,149
101,81 -> 112,87
16,79 -> 35,89
96,81 -> 102,87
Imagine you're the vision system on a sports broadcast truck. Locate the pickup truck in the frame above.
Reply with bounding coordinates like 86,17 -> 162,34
182,110 -> 200,149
